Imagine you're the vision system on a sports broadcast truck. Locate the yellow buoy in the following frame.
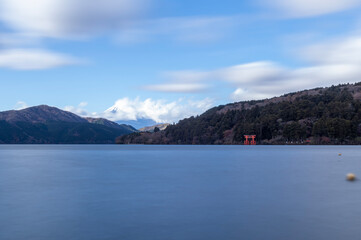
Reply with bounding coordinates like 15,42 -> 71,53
346,173 -> 356,181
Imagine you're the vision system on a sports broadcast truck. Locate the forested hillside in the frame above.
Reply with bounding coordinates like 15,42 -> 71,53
117,83 -> 361,145
0,105 -> 136,144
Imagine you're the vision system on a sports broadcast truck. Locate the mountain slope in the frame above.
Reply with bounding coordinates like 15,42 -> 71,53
116,83 -> 361,145
0,105 -> 87,123
0,105 -> 136,144
86,117 -> 137,132
116,118 -> 158,130
139,123 -> 170,132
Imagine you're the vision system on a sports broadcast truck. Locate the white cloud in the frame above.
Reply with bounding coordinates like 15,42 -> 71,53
265,0 -> 361,18
0,0 -> 149,38
0,49 -> 80,70
228,64 -> 361,101
216,62 -> 286,84
231,88 -> 276,102
104,97 -> 214,123
146,31 -> 361,101
300,36 -> 361,65
65,98 -> 214,123
0,0 -> 150,70
117,16 -> 238,44
78,102 -> 88,108
144,83 -> 209,93
155,35 -> 361,101
0,1 -> 234,71
14,101 -> 28,110
0,33 -> 40,47
228,61 -> 361,101
144,70 -> 213,93
146,62 -> 289,95
64,102 -> 92,117
162,70 -> 211,82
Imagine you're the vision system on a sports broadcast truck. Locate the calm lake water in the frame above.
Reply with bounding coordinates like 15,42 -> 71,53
0,145 -> 361,240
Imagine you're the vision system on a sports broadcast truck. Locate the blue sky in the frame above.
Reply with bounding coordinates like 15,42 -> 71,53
1,0 -> 361,123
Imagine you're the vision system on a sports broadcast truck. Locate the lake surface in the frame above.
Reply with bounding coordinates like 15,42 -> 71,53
0,145 -> 361,240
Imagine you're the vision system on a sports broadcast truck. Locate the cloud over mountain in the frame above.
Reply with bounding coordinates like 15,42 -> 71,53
64,98 -> 214,124
104,97 -> 214,123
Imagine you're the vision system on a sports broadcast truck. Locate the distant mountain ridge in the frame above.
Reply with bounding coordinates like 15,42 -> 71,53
0,105 -> 87,123
117,82 -> 361,145
116,118 -> 158,130
85,117 -> 137,132
139,123 -> 170,132
0,105 -> 137,144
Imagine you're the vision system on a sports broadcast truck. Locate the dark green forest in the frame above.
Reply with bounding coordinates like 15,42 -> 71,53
117,83 -> 361,145
0,121 -> 134,144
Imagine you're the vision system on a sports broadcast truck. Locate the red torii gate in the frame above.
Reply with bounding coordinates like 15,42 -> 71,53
244,135 -> 256,145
